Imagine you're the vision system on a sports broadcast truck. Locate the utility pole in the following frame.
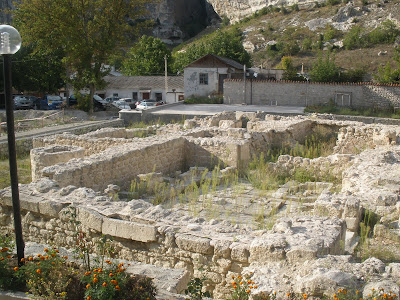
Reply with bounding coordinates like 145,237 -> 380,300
164,55 -> 168,103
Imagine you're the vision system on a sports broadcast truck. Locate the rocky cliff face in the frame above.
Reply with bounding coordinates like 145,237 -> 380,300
205,0 -> 318,22
150,0 -> 218,44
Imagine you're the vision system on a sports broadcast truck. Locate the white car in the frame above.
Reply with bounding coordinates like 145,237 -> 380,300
112,100 -> 131,110
136,101 -> 156,110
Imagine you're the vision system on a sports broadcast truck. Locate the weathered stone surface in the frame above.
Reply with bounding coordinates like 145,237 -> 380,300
102,218 -> 157,242
249,235 -> 287,262
175,234 -> 213,255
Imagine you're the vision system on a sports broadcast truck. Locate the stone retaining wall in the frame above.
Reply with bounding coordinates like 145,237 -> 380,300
0,119 -> 124,158
224,80 -> 400,109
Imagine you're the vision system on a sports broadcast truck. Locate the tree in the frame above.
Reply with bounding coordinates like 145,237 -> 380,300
310,52 -> 340,82
375,46 -> 400,83
172,28 -> 251,73
280,56 -> 306,81
11,46 -> 65,94
14,0 -> 150,113
121,35 -> 171,76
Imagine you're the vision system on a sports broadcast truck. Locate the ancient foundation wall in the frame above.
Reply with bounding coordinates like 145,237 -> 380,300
38,137 -> 187,191
224,80 -> 400,109
0,119 -> 124,158
0,193 -> 346,298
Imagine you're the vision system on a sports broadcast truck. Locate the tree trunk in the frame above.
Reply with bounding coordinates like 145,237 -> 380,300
89,83 -> 95,115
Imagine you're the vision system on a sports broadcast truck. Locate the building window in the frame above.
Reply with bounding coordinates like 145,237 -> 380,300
335,93 -> 351,106
155,93 -> 162,101
199,73 -> 208,85
132,92 -> 138,101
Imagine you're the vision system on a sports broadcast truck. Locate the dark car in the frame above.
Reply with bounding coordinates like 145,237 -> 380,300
13,95 -> 34,110
40,95 -> 64,110
68,94 -> 107,111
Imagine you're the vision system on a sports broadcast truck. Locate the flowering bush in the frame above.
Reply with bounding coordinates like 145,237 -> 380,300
81,262 -> 156,300
228,273 -> 263,300
18,247 -> 84,300
0,234 -> 23,290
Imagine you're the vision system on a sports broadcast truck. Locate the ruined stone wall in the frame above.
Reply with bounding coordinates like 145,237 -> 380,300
224,80 -> 400,109
334,125 -> 400,154
38,137 -> 187,191
0,190 -> 346,298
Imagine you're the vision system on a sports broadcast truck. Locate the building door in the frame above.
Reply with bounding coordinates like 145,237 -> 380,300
142,92 -> 150,100
219,74 -> 228,94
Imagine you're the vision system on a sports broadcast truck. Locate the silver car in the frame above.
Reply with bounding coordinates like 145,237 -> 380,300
14,95 -> 33,110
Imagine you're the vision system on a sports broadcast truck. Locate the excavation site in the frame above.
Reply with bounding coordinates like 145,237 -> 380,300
1,111 -> 400,299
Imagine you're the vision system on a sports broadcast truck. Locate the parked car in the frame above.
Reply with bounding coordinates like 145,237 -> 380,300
156,100 -> 165,106
112,100 -> 131,110
136,100 -> 157,110
104,96 -> 120,103
13,95 -> 34,110
40,95 -> 63,110
68,94 -> 108,111
119,98 -> 136,109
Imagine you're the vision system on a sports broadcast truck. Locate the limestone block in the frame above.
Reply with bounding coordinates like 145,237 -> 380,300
286,247 -> 318,263
230,243 -> 249,263
39,200 -> 68,218
77,207 -> 104,232
345,217 -> 360,232
212,240 -> 232,258
386,263 -> 400,283
249,235 -> 287,263
175,234 -> 213,255
363,280 -> 400,298
0,194 -> 12,207
102,218 -> 157,242
20,195 -> 42,213
219,120 -> 242,129
295,269 -> 359,296
344,198 -> 361,218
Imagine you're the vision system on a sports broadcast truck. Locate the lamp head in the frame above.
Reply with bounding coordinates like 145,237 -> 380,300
0,25 -> 21,55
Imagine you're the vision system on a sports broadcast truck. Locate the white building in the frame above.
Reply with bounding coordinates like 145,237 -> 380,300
98,76 -> 184,103
184,54 -> 244,99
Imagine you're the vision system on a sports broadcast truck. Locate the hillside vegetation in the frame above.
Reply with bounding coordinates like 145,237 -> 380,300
174,0 -> 400,81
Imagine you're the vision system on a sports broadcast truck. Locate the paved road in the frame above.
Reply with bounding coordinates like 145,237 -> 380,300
152,103 -> 305,115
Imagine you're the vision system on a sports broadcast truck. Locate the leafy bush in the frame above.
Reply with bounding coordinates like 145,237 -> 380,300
343,26 -> 366,50
184,277 -> 211,300
0,235 -> 23,291
184,96 -> 223,104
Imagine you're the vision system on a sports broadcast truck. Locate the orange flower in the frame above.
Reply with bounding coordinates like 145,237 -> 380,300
248,280 -> 252,284
109,273 -> 113,277
6,255 -> 11,259
0,257 -> 4,261
87,297 -> 91,300
93,278 -> 98,283
303,294 -> 307,299
40,256 -> 45,260
36,269 -> 41,274
86,284 -> 90,289
37,262 -> 40,266
102,282 -> 107,287
233,286 -> 237,289
64,256 -> 68,260
14,267 -> 19,271
239,282 -> 243,285
115,285 -> 120,290
111,280 -> 118,285
44,248 -> 48,252
254,285 -> 257,288
287,293 -> 291,297
51,253 -> 56,257
20,258 -> 25,262
28,257 -> 33,261
45,255 -> 49,259
246,290 -> 250,294
93,274 -> 97,278
37,254 -> 41,257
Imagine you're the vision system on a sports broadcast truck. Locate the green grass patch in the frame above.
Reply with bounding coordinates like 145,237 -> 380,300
184,97 -> 223,104
0,155 -> 32,190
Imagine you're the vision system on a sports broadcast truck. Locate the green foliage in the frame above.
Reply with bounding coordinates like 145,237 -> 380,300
221,15 -> 230,27
15,0 -> 150,112
359,210 -> 379,245
19,248 -> 80,299
326,0 -> 341,6
0,235 -> 23,291
121,35 -> 171,76
343,26 -> 365,50
310,52 -> 340,82
0,154 -> 31,190
228,273 -> 268,300
82,264 -> 156,300
375,46 -> 400,83
184,277 -> 211,300
10,46 -> 65,94
323,25 -> 340,41
172,28 -> 251,73
184,96 -> 223,104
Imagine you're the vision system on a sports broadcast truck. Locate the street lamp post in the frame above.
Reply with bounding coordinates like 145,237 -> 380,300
0,25 -> 24,266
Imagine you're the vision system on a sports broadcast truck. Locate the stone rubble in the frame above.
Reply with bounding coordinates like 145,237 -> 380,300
1,112 -> 400,299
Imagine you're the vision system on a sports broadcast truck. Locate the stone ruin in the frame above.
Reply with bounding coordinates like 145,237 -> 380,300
1,112 -> 400,299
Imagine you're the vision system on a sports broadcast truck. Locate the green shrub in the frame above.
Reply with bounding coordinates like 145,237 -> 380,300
184,96 -> 223,104
0,235 -> 23,291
